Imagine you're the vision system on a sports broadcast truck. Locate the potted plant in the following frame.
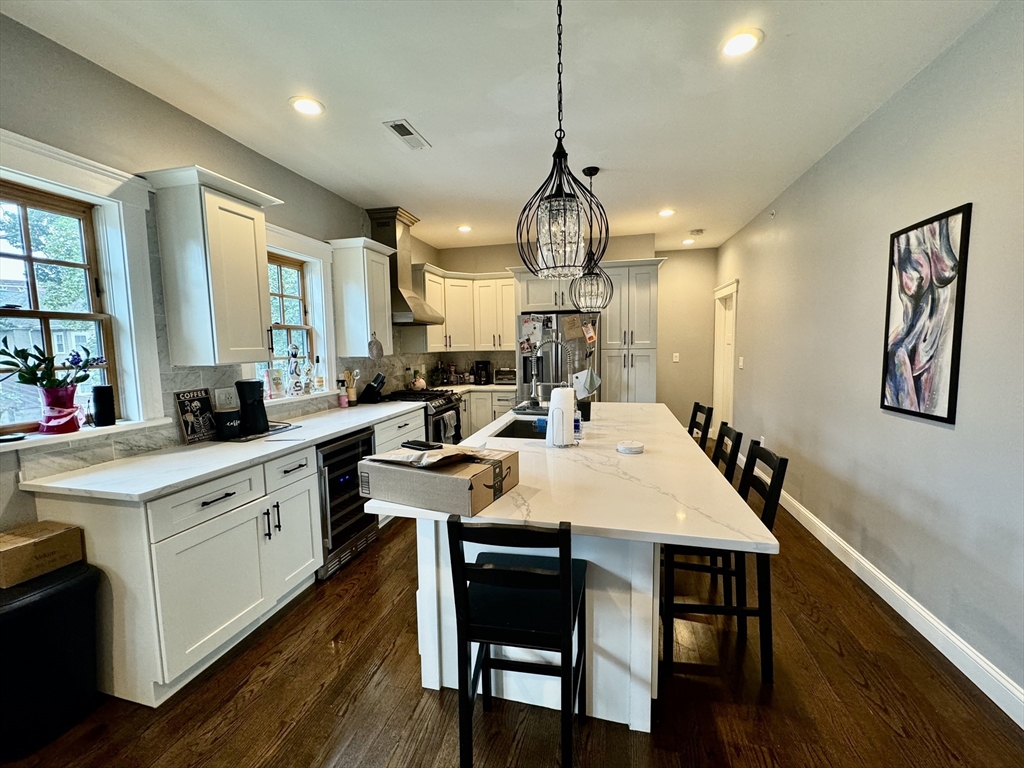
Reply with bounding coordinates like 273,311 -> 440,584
0,337 -> 106,434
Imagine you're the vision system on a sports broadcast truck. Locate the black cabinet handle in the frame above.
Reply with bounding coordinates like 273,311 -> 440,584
266,328 -> 273,353
398,423 -> 410,429
631,330 -> 634,344
554,288 -> 558,305
263,509 -> 272,540
622,354 -> 626,369
631,353 -> 634,368
623,331 -> 626,345
273,501 -> 282,531
282,462 -> 307,475
562,291 -> 565,305
201,491 -> 236,508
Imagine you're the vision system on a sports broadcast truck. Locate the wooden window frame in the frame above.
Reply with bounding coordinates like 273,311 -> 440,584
0,180 -> 120,434
262,253 -> 314,375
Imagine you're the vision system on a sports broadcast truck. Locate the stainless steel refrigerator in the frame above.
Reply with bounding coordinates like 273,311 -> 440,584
516,311 -> 601,403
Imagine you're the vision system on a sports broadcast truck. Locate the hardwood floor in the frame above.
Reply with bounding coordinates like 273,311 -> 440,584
8,510 -> 1022,768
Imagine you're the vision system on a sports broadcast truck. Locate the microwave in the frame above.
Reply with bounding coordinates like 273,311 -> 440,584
493,367 -> 517,385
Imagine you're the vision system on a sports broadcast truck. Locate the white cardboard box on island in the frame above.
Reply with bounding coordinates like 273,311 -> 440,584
358,448 -> 519,517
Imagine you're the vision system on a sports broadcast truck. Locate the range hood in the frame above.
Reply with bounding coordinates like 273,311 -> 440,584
366,206 -> 445,326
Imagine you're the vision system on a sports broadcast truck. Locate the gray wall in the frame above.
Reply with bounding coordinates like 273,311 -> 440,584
436,234 -> 655,273
717,0 -> 1023,686
0,16 -> 367,241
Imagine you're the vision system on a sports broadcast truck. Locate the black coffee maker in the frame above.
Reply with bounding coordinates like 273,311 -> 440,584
235,379 -> 269,436
474,360 -> 491,386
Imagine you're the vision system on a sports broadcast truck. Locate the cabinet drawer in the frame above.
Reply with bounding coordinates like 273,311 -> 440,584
374,413 -> 423,445
148,465 -> 266,543
492,392 -> 516,407
375,428 -> 426,455
264,447 -> 316,493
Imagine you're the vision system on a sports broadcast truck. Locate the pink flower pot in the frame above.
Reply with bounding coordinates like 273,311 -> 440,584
39,386 -> 84,434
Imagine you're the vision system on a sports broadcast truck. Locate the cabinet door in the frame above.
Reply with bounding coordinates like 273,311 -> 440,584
366,251 -> 394,356
497,278 -> 517,350
627,266 -> 658,349
601,268 -> 629,350
263,474 -> 321,602
492,405 -> 512,421
445,279 -> 475,352
474,279 -> 499,351
202,188 -> 271,364
600,350 -> 629,403
520,275 -> 561,312
628,349 -> 657,403
152,498 -> 269,682
469,392 -> 492,431
460,397 -> 471,437
423,271 -> 447,352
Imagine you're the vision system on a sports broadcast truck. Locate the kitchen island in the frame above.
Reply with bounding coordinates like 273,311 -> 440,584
364,402 -> 778,732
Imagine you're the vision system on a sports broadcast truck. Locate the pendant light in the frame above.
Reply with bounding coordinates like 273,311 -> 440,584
516,0 -> 610,279
569,167 -> 614,312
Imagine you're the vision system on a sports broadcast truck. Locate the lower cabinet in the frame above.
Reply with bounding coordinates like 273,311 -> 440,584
261,474 -> 321,599
469,392 -> 492,435
600,349 -> 657,403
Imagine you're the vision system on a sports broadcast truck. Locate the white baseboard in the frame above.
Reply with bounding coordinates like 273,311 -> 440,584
740,455 -> 1024,728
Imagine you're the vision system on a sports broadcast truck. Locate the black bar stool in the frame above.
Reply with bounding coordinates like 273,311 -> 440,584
664,440 -> 788,684
687,401 -> 714,451
447,515 -> 588,768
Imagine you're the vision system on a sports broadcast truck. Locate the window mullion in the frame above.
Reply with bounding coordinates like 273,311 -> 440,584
18,204 -> 40,311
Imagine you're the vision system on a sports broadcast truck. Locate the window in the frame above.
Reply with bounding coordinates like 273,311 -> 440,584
254,254 -> 313,390
0,180 -> 118,432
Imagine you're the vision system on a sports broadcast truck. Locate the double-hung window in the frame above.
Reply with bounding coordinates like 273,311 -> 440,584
255,254 -> 314,383
0,180 -> 118,432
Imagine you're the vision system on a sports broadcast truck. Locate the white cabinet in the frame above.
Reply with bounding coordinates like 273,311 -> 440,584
599,262 -> 661,402
602,268 -> 630,350
474,277 -> 516,351
627,350 -> 657,403
152,498 -> 269,681
329,238 -> 395,358
444,278 -> 475,352
422,271 -> 448,352
263,474 -> 320,599
601,349 -> 628,404
492,391 -> 516,421
145,166 -> 281,366
627,266 -> 658,349
469,392 -> 492,435
460,396 -> 470,437
520,275 -> 570,312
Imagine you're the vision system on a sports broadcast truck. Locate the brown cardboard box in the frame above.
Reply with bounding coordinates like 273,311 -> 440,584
358,449 -> 519,517
0,521 -> 83,588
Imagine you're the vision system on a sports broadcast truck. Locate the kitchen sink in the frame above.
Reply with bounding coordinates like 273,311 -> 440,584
493,420 -> 547,439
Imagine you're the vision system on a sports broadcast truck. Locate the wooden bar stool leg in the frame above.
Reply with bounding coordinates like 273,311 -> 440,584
457,639 -> 474,768
481,643 -> 492,711
561,645 -> 573,768
577,604 -> 587,721
736,553 -> 748,639
757,553 -> 773,685
663,546 -> 675,666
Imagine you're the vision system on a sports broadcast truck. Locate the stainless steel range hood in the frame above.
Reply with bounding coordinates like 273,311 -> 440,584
366,206 -> 445,326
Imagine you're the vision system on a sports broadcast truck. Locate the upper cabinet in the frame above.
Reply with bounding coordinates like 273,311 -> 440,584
444,278 -> 475,352
601,262 -> 660,351
474,277 -> 516,351
519,275 -> 571,312
328,238 -> 394,358
144,166 -> 282,366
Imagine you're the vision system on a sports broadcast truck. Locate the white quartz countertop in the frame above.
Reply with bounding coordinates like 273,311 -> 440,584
448,384 -> 517,394
366,402 -> 779,554
19,402 -> 425,503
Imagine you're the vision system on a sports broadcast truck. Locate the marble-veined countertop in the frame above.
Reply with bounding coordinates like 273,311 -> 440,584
365,402 -> 779,553
19,402 -> 425,503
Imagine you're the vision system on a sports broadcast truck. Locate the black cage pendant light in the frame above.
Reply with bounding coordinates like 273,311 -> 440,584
570,167 -> 614,311
516,0 -> 610,279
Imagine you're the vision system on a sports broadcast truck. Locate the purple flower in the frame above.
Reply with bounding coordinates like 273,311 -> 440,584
94,357 -> 107,366
66,350 -> 83,367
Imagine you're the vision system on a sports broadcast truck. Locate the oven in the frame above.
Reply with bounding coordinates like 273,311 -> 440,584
428,399 -> 463,445
316,427 -> 376,579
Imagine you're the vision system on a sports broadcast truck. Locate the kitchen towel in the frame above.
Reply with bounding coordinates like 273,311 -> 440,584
442,410 -> 457,442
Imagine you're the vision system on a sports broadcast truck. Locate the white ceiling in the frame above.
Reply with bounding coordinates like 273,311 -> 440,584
1,0 -> 996,250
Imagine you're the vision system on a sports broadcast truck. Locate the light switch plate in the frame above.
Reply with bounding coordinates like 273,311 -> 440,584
214,387 -> 239,410
738,357 -> 744,369
672,353 -> 680,363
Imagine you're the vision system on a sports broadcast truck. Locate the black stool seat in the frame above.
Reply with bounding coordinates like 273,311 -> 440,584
469,553 -> 587,648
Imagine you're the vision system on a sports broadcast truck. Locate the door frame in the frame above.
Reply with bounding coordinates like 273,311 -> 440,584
712,279 -> 739,436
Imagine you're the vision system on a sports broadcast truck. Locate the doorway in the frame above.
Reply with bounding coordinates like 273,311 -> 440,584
712,280 -> 738,435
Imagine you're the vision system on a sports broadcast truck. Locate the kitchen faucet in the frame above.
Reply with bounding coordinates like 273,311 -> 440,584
527,339 -> 574,407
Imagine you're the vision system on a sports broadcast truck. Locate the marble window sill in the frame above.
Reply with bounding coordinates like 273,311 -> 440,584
0,417 -> 173,455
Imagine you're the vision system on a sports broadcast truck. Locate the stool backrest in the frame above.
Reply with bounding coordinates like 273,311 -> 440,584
688,402 -> 714,451
711,422 -> 743,483
447,516 -> 574,637
738,441 -> 789,532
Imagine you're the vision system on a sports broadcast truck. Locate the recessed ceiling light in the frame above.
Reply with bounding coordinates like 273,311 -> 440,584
290,97 -> 325,115
658,209 -> 675,217
682,239 -> 695,245
722,29 -> 764,57
458,226 -> 472,232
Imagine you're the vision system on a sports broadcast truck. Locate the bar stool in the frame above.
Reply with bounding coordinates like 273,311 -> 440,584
687,401 -> 714,451
664,441 -> 788,684
447,515 -> 588,768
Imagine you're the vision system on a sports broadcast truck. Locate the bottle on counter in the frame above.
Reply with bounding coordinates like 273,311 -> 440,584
574,408 -> 583,440
405,366 -> 413,389
312,356 -> 325,392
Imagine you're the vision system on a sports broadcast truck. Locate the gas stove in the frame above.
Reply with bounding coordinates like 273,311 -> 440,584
386,388 -> 461,415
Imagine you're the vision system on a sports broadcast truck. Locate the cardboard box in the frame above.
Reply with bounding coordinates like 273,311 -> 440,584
0,521 -> 83,588
359,449 -> 519,517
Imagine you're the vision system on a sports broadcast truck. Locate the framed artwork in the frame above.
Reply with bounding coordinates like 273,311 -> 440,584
880,203 -> 972,424
174,388 -> 217,444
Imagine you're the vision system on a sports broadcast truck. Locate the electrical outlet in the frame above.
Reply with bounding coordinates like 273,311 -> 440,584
214,387 -> 239,410
672,353 -> 680,363
738,356 -> 744,369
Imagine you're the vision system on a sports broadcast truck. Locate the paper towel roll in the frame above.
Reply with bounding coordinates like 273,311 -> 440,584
547,387 -> 576,447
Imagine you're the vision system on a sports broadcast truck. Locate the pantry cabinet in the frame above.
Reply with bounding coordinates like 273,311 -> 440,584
144,166 -> 282,366
329,238 -> 395,358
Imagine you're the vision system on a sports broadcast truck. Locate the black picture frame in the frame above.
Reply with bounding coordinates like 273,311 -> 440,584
880,203 -> 972,424
174,388 -> 218,444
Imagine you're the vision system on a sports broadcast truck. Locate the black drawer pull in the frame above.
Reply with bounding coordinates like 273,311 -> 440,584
273,501 -> 282,531
282,462 -> 308,475
263,509 -> 272,540
397,423 -> 410,429
201,491 -> 236,508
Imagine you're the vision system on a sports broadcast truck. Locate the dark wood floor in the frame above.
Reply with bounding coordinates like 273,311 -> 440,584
8,509 -> 1022,768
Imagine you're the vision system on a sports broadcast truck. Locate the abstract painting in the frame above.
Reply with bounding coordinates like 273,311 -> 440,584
881,203 -> 972,424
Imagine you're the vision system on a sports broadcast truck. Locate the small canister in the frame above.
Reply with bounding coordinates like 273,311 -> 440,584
346,386 -> 359,405
214,409 -> 242,441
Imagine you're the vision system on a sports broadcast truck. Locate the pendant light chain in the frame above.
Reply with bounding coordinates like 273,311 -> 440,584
556,0 -> 564,139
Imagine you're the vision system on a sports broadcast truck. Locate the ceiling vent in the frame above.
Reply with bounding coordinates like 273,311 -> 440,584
384,119 -> 431,150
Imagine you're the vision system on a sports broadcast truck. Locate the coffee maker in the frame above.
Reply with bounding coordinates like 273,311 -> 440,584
235,379 -> 269,436
474,360 -> 492,386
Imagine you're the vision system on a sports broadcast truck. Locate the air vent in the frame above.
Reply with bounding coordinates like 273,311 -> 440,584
383,119 -> 431,150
